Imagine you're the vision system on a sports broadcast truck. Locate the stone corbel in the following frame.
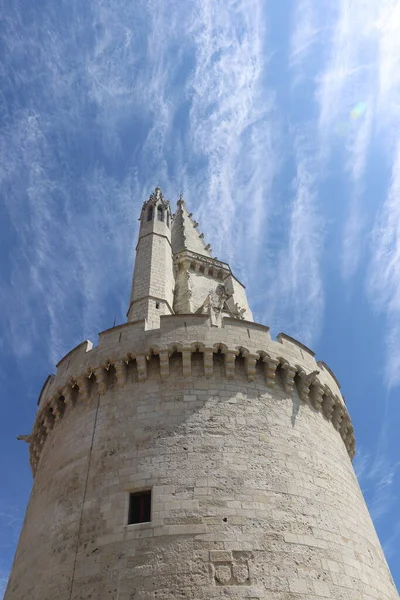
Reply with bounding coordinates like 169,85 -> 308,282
158,350 -> 170,379
244,353 -> 259,382
77,374 -> 91,402
309,381 -> 324,412
331,403 -> 344,430
114,359 -> 127,388
339,414 -> 350,439
94,367 -> 108,395
181,347 -> 192,377
280,361 -> 297,394
322,393 -> 335,420
297,369 -> 320,403
50,397 -> 62,422
62,384 -> 74,409
262,356 -> 279,387
136,355 -> 148,382
296,368 -> 309,402
203,347 -> 214,378
43,415 -> 54,434
348,439 -> 356,459
223,350 -> 237,379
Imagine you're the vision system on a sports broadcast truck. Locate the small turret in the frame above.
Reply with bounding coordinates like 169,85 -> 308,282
127,188 -> 174,329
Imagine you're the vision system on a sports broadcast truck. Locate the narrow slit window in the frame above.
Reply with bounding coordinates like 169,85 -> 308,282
157,206 -> 164,222
147,206 -> 153,221
155,301 -> 160,309
128,490 -> 151,524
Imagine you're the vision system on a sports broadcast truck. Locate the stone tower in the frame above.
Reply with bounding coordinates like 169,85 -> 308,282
5,189 -> 398,600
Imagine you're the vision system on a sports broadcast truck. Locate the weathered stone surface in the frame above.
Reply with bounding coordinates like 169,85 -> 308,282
5,193 -> 398,600
5,350 -> 398,600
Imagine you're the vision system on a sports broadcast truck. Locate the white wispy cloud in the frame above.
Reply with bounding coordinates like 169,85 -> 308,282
369,4 -> 400,389
291,0 -> 400,386
185,0 -> 275,265
262,127 -> 324,345
290,0 -> 321,77
368,143 -> 400,388
314,2 -> 378,280
355,447 -> 400,524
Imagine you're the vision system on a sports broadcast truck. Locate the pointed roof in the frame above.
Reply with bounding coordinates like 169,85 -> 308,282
141,187 -> 170,213
171,198 -> 212,257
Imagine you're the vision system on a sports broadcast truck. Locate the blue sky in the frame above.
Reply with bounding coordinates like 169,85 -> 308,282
1,0 -> 400,594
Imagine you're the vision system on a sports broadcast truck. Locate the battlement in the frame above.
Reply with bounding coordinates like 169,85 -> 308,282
29,315 -> 355,474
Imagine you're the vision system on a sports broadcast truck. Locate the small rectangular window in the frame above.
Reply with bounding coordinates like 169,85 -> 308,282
128,490 -> 151,524
155,302 -> 160,309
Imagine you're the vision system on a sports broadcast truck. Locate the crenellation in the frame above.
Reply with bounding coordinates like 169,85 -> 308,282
28,325 -> 357,475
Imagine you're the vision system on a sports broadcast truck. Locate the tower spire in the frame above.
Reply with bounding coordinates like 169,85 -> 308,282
171,195 -> 213,257
127,188 -> 174,329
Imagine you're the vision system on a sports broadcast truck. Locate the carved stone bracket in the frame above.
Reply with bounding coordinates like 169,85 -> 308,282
310,381 -> 324,412
181,347 -> 192,377
159,350 -> 170,379
297,368 -> 320,403
94,367 -> 107,395
223,350 -> 238,379
114,360 -> 127,388
322,393 -> 335,420
280,360 -> 297,394
244,353 -> 259,382
202,347 -> 214,378
332,404 -> 344,431
77,374 -> 91,402
262,356 -> 279,387
136,355 -> 147,382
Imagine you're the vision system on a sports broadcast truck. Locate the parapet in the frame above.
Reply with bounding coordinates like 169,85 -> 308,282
29,315 -> 355,474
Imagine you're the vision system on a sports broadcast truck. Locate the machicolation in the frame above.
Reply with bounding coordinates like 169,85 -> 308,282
30,315 -> 355,474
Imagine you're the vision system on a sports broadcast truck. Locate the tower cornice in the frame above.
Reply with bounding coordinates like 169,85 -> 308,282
29,315 -> 355,476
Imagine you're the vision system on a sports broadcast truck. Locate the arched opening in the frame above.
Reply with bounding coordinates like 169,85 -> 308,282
147,206 -> 153,221
157,205 -> 164,222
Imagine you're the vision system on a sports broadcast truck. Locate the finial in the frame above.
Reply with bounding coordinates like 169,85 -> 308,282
177,191 -> 185,207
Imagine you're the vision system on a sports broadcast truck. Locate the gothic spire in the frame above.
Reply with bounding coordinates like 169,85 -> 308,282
171,197 -> 212,258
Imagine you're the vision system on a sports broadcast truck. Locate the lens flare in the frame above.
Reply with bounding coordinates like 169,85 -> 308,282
350,102 -> 367,120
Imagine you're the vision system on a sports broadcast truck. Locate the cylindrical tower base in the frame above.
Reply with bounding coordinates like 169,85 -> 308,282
5,317 -> 398,600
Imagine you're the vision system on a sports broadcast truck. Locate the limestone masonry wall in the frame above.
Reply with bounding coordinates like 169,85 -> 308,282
5,314 -> 399,600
